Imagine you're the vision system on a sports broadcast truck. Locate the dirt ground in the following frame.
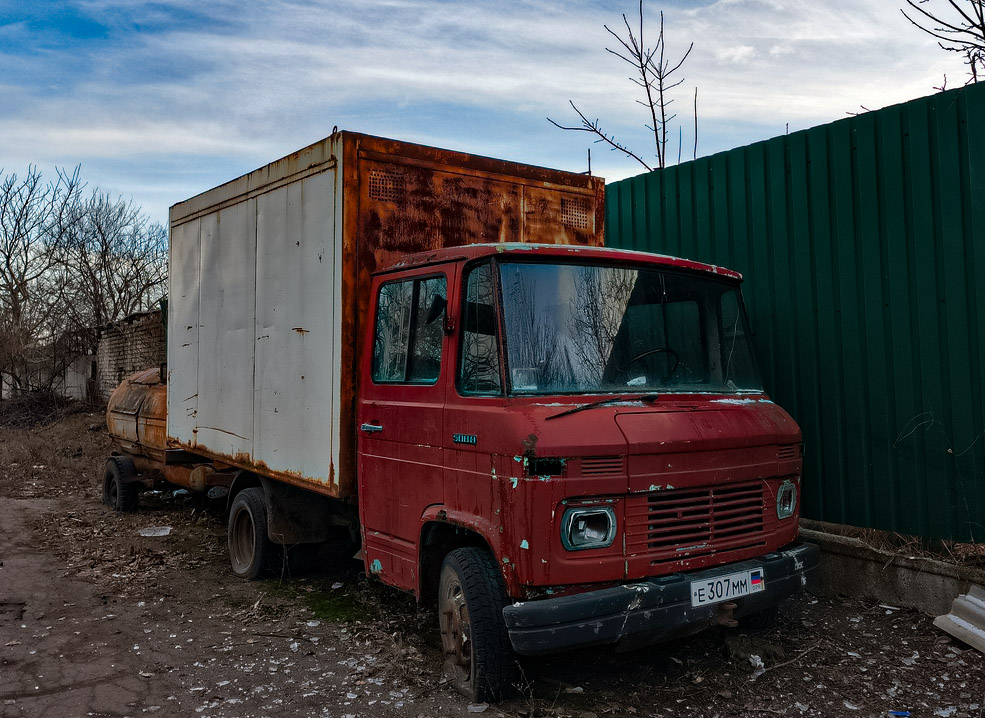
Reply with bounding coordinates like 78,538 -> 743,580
1,404 -> 983,718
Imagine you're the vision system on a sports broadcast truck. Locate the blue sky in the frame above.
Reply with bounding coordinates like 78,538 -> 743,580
0,0 -> 965,225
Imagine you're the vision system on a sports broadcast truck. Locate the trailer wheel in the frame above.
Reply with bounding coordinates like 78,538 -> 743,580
438,547 -> 515,702
228,488 -> 275,579
102,456 -> 140,512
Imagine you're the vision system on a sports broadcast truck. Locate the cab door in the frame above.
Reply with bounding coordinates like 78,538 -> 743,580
357,269 -> 450,591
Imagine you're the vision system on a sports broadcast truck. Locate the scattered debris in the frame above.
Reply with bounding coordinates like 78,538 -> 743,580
139,526 -> 173,537
2,406 -> 984,717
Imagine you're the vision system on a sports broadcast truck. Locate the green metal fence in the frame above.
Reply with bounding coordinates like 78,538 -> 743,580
605,82 -> 985,542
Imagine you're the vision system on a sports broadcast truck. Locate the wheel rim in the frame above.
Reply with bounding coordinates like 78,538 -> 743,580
229,505 -> 255,574
439,573 -> 472,683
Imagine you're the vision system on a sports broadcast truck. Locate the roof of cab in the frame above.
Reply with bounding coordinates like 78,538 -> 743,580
376,242 -> 743,281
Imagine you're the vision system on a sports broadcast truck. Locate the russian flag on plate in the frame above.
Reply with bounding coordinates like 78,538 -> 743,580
750,570 -> 764,586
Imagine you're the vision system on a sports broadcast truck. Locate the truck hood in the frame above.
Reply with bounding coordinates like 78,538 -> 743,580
613,397 -> 800,454
516,396 -> 801,492
522,396 -> 798,453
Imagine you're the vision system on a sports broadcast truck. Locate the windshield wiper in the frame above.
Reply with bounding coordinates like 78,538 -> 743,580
545,393 -> 660,421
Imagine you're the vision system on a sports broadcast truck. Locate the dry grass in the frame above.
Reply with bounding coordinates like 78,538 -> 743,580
0,402 -> 111,500
0,391 -> 89,427
802,518 -> 985,569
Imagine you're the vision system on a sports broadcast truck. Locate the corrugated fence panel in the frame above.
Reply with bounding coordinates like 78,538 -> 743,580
604,82 -> 985,542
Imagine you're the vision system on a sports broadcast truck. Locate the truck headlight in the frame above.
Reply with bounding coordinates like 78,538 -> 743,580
776,479 -> 798,519
561,506 -> 616,551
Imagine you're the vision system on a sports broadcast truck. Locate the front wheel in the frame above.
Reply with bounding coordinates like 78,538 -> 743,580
228,488 -> 276,579
438,547 -> 515,702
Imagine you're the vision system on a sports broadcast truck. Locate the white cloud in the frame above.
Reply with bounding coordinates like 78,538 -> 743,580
0,0 -> 969,222
716,45 -> 757,64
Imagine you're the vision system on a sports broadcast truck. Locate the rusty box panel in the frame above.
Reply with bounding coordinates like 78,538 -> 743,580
168,131 -> 604,500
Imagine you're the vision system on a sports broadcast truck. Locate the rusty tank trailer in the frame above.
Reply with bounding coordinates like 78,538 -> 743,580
103,367 -> 235,511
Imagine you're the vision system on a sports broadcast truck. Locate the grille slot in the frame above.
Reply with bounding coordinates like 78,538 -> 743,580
626,480 -> 766,566
580,456 -> 625,476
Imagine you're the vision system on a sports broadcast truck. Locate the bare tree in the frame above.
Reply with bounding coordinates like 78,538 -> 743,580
55,191 -> 168,355
0,166 -> 84,393
902,0 -> 985,83
548,2 -> 696,170
0,166 -> 166,397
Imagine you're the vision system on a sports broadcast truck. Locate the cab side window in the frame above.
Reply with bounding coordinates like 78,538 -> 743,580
459,262 -> 503,395
372,276 -> 446,384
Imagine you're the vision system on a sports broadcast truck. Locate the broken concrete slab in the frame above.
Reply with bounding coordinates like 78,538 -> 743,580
934,585 -> 985,654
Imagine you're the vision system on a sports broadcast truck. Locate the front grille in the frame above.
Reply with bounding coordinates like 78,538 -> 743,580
581,456 -> 625,476
625,480 -> 766,566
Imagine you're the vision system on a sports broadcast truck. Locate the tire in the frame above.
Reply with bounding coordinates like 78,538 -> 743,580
102,456 -> 140,512
438,547 -> 516,702
228,488 -> 276,580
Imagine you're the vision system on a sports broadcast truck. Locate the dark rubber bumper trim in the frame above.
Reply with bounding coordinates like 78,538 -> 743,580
503,542 -> 820,655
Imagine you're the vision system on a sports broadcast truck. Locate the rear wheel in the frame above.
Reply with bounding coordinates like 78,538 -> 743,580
102,456 -> 140,512
228,488 -> 275,579
438,547 -> 515,702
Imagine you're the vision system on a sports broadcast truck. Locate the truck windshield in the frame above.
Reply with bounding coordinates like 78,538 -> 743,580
498,261 -> 763,396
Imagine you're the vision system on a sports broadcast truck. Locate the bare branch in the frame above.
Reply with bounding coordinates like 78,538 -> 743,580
549,4 -> 699,169
901,0 -> 984,84
547,102 -> 654,171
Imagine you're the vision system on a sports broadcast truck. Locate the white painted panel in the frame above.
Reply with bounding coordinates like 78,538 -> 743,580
167,217 -> 202,446
254,169 -> 338,482
195,202 -> 256,457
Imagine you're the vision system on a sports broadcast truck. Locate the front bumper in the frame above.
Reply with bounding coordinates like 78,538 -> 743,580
503,542 -> 820,655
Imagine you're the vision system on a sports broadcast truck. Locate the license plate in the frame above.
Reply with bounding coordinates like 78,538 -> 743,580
690,568 -> 765,607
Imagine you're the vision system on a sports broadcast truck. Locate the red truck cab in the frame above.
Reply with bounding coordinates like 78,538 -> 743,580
357,243 -> 819,700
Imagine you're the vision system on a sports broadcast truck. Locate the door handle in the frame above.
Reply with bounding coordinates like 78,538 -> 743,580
360,423 -> 383,433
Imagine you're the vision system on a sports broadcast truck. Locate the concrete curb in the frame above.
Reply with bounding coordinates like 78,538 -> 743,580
799,527 -> 985,616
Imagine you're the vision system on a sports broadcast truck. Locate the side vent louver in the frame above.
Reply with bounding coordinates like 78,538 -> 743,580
777,444 -> 799,461
368,169 -> 405,202
561,197 -> 590,230
581,456 -> 625,476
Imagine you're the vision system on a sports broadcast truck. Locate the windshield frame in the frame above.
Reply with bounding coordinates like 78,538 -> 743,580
492,256 -> 765,398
